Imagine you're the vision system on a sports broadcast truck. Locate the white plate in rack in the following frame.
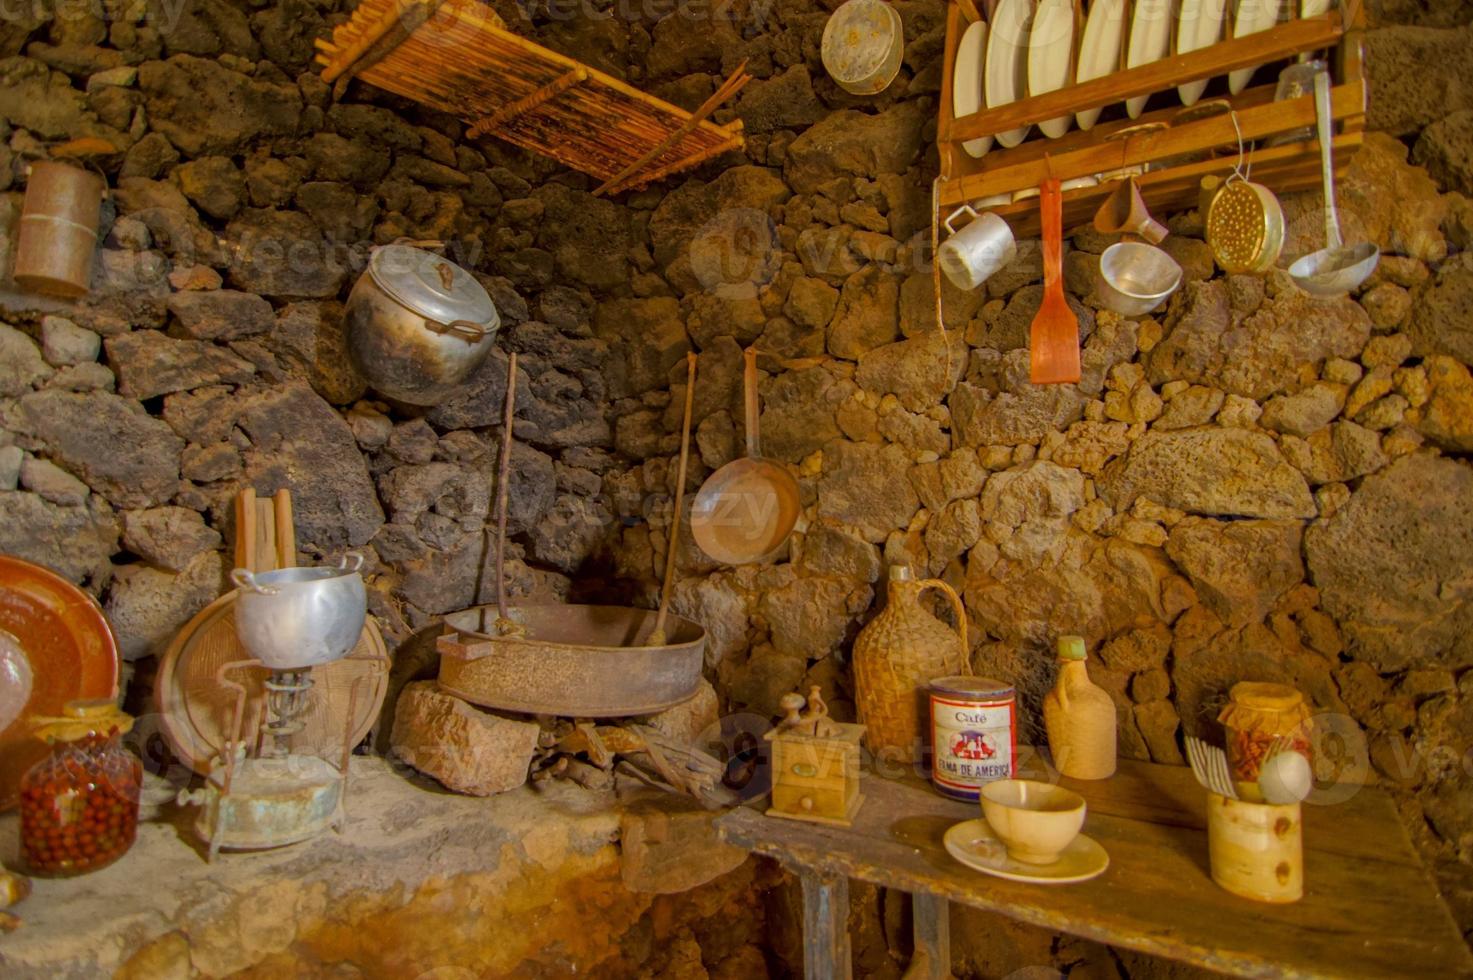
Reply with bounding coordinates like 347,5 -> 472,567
1301,0 -> 1331,14
1075,0 -> 1127,130
1228,0 -> 1282,93
1028,0 -> 1076,138
954,19 -> 992,158
1125,0 -> 1173,117
986,0 -> 1035,147
1177,0 -> 1228,105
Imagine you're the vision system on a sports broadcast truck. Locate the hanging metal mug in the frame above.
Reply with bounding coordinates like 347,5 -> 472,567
938,205 -> 1017,291
13,161 -> 104,298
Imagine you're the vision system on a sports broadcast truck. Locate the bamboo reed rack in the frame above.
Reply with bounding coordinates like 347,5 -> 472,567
316,0 -> 745,194
936,0 -> 1369,238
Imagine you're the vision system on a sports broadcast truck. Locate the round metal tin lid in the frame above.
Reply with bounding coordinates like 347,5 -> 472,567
368,245 -> 498,328
822,0 -> 902,83
930,675 -> 1014,699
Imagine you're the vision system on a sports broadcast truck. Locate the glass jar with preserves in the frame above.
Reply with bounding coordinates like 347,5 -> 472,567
20,699 -> 141,877
1218,682 -> 1312,788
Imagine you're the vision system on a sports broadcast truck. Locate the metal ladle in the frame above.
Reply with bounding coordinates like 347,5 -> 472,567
1288,70 -> 1378,296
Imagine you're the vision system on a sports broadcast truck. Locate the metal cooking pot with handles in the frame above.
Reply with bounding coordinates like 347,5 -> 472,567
344,244 -> 500,406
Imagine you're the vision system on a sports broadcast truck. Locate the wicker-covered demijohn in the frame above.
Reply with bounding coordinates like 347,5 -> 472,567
851,565 -> 970,765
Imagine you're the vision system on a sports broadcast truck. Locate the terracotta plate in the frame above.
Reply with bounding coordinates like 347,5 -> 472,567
0,556 -> 120,811
154,591 -> 388,775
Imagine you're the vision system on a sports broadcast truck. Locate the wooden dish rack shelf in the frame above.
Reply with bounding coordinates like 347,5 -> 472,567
937,0 -> 1368,238
316,0 -> 745,195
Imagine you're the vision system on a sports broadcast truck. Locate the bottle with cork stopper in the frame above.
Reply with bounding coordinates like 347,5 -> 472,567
1043,635 -> 1117,780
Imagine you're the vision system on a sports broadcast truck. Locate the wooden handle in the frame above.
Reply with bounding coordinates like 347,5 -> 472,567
921,578 -> 968,656
234,487 -> 257,571
494,352 -> 518,630
652,352 -> 698,642
273,489 -> 295,569
1040,177 -> 1063,289
743,345 -> 760,458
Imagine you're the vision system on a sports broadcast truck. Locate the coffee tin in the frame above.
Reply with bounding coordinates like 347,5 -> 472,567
929,676 -> 1016,801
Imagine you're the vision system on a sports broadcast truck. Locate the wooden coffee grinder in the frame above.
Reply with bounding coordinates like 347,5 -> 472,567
765,687 -> 865,827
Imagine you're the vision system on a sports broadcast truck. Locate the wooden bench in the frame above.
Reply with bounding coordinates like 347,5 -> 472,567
716,755 -> 1472,979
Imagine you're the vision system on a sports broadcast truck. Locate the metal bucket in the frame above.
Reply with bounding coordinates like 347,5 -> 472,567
438,604 -> 706,717
13,161 -> 104,298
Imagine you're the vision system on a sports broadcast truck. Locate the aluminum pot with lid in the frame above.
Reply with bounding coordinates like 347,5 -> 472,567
344,245 -> 500,405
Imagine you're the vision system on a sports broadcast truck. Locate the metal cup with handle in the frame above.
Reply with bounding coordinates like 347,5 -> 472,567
938,205 -> 1018,291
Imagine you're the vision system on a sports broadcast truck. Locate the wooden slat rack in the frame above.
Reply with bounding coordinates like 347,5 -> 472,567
316,0 -> 745,195
937,0 -> 1369,238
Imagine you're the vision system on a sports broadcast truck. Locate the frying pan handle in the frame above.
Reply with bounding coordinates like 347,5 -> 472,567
920,578 -> 968,655
743,345 -> 761,458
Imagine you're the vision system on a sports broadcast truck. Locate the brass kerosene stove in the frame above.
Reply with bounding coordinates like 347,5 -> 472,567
179,556 -> 369,861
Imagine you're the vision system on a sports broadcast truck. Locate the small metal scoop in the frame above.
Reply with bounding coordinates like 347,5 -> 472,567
1288,70 -> 1378,296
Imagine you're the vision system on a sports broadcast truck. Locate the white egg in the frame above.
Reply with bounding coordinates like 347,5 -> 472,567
1259,750 -> 1313,805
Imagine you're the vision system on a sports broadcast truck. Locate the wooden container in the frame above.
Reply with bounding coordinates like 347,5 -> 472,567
765,701 -> 865,828
14,161 -> 103,298
1207,792 -> 1303,903
852,565 -> 970,765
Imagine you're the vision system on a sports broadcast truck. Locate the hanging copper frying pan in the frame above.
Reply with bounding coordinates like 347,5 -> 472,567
690,346 -> 800,564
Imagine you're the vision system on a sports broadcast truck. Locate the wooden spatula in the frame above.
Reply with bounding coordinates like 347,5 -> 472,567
1029,177 -> 1081,385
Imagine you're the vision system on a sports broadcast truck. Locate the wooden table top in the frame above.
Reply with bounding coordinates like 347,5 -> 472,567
716,755 -> 1473,980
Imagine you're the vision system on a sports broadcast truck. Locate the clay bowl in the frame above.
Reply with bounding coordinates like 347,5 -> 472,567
980,779 -> 1087,865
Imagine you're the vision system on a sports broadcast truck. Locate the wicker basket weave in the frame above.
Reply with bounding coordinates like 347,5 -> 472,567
852,566 -> 970,764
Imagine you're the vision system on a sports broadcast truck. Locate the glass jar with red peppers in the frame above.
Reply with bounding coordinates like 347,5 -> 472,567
19,699 -> 141,877
1218,682 -> 1313,792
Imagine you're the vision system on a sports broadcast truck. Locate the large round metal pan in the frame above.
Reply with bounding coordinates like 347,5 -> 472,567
438,604 -> 706,718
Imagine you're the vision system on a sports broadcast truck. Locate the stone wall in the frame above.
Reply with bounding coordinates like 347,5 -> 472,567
0,0 -> 1470,972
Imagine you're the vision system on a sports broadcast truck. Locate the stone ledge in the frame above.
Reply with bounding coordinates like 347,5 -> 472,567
0,758 -> 628,978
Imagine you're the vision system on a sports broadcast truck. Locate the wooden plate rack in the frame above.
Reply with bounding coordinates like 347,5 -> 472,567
937,0 -> 1368,238
316,0 -> 746,195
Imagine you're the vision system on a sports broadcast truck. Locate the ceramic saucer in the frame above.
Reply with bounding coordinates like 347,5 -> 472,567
943,818 -> 1109,884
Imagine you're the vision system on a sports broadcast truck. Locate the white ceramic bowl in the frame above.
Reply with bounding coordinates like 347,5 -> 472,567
980,779 -> 1086,864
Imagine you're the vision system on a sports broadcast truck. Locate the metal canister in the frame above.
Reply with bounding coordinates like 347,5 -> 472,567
929,676 -> 1016,802
13,161 -> 104,298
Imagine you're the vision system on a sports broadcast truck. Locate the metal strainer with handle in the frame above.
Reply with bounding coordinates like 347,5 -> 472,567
1206,112 -> 1285,274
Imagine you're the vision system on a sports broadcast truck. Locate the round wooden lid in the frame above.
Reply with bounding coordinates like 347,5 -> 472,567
155,590 -> 388,774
